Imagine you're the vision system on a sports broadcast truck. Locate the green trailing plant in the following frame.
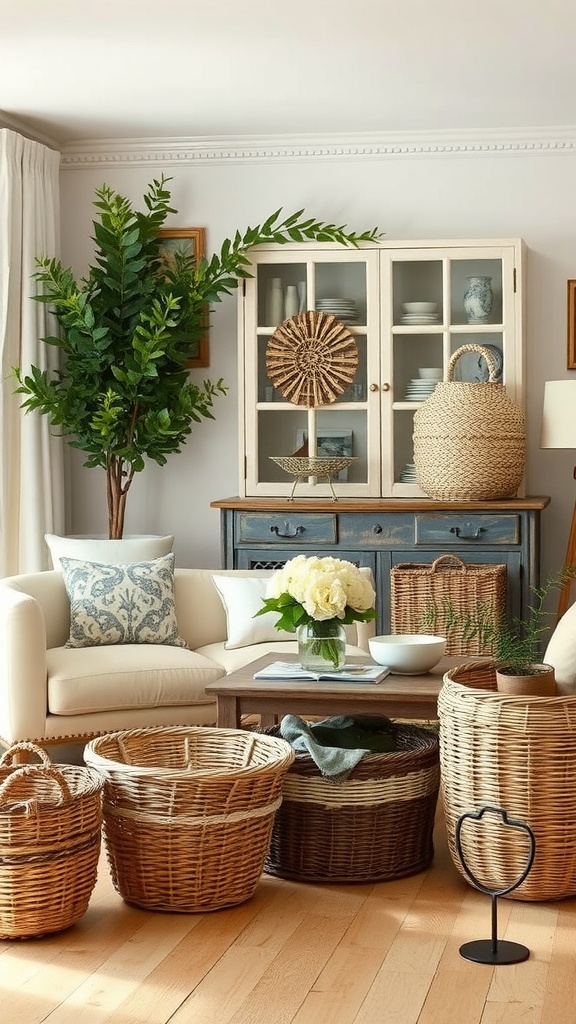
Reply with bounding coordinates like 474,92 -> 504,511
422,568 -> 576,675
14,175 -> 381,538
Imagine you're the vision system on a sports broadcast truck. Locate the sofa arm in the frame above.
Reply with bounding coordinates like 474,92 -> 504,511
0,587 -> 49,743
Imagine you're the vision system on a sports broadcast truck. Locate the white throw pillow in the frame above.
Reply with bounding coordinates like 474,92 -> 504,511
45,533 -> 174,570
60,552 -> 187,648
543,600 -> 576,695
211,574 -> 294,649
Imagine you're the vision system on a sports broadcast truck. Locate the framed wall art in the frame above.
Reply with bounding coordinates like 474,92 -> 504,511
568,279 -> 576,370
157,227 -> 208,367
294,427 -> 353,480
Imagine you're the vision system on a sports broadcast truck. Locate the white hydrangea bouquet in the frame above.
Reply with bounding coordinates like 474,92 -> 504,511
256,554 -> 376,669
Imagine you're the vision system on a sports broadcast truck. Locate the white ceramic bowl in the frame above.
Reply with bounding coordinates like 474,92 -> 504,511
368,634 -> 446,674
418,367 -> 443,379
402,301 -> 438,314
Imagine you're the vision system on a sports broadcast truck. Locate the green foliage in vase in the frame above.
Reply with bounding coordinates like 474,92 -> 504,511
422,569 -> 576,675
14,175 -> 381,538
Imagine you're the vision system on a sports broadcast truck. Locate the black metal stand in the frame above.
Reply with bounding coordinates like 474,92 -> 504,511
455,806 -> 536,965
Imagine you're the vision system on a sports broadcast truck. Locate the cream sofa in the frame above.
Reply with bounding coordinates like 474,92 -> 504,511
0,567 -> 375,751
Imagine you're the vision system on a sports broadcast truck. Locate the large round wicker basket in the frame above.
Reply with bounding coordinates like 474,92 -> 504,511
263,723 -> 440,883
84,726 -> 294,912
438,662 -> 576,900
413,344 -> 525,500
0,742 -> 103,939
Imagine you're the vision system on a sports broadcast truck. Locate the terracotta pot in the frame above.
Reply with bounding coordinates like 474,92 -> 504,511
495,663 -> 557,696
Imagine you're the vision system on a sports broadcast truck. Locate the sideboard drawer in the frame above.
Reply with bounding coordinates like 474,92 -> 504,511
414,514 -> 520,546
236,512 -> 337,545
338,514 -> 414,548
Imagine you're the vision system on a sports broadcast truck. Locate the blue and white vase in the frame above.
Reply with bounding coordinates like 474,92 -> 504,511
463,276 -> 493,324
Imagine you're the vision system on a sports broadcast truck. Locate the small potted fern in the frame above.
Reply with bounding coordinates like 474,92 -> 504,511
423,570 -> 575,695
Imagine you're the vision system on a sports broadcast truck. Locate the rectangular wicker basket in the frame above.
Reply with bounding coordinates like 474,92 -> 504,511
391,555 -> 507,656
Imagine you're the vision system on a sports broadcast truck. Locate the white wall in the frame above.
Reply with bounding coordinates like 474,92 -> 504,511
59,147 -> 576,583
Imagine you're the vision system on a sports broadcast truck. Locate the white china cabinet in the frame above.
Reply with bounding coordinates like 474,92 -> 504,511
237,239 -> 525,500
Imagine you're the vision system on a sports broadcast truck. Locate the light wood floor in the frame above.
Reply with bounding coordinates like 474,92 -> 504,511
1,804 -> 575,1024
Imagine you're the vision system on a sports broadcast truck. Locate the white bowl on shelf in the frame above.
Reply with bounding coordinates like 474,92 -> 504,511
402,302 -> 438,314
368,634 -> 446,674
418,367 -> 443,379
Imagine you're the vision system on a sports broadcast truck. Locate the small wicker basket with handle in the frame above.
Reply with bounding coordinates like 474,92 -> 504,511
0,742 -> 103,939
413,344 -> 525,500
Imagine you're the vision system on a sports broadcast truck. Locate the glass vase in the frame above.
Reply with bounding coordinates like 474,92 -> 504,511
297,621 -> 346,673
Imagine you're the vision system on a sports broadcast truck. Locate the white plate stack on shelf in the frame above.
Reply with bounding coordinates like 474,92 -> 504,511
401,301 -> 439,325
399,463 -> 418,483
316,298 -> 359,324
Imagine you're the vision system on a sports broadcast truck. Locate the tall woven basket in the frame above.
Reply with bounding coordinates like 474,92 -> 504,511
391,555 -> 507,655
438,662 -> 576,901
263,723 -> 440,883
84,726 -> 294,912
413,344 -> 525,500
0,742 -> 103,939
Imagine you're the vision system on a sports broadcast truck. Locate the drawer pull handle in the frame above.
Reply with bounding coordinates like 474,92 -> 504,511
372,524 -> 383,535
450,526 -> 485,540
270,523 -> 304,538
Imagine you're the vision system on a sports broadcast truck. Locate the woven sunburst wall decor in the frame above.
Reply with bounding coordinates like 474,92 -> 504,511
266,311 -> 358,406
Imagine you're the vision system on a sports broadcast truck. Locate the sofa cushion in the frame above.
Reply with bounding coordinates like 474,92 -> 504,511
543,600 -> 576,694
45,533 -> 174,570
47,645 -> 224,714
60,553 -> 187,649
211,574 -> 294,649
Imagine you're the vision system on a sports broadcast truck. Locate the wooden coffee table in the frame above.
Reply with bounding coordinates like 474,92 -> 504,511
205,654 -> 463,729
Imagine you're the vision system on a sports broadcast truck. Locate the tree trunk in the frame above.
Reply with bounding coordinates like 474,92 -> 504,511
106,457 -> 131,539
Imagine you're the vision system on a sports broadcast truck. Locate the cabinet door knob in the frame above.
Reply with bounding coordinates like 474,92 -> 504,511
372,524 -> 383,535
369,383 -> 379,392
270,523 -> 304,538
381,382 -> 391,392
449,526 -> 485,540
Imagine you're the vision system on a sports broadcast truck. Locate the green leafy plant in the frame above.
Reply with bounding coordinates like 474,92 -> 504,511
422,569 -> 575,675
14,176 -> 380,538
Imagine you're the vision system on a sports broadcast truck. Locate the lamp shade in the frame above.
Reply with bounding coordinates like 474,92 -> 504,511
540,380 -> 576,448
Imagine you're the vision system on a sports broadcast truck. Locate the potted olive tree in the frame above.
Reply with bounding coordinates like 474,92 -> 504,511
15,175 -> 379,538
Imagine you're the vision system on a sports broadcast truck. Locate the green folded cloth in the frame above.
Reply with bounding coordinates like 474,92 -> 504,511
279,714 -> 397,779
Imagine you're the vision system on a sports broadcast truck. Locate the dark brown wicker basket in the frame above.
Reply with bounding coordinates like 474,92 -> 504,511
262,723 -> 440,883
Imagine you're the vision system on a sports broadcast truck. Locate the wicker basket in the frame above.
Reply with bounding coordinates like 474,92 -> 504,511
391,555 -> 507,655
0,742 -> 103,939
84,726 -> 295,912
262,723 -> 440,883
413,344 -> 526,500
439,662 -> 576,900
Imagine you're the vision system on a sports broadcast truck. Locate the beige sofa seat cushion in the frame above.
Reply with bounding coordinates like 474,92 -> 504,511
47,645 -> 224,715
196,640 -> 369,674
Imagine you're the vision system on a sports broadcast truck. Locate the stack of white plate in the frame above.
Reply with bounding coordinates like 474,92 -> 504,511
399,463 -> 417,483
400,301 -> 440,326
403,378 -> 439,401
316,298 -> 359,324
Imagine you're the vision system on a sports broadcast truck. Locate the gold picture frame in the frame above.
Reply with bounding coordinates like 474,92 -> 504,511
568,279 -> 576,370
157,227 -> 208,368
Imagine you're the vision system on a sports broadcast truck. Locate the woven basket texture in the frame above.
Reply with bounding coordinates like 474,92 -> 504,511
0,742 -> 103,939
84,726 -> 295,912
413,344 -> 526,500
262,723 -> 440,883
391,555 -> 507,655
439,662 -> 576,901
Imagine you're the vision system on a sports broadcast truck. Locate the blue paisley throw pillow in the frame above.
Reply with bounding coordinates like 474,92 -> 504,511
60,552 -> 188,648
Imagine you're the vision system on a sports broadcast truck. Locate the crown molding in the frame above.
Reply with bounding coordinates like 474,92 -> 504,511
60,126 -> 576,169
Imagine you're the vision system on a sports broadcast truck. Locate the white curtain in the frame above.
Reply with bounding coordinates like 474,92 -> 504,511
0,129 -> 65,576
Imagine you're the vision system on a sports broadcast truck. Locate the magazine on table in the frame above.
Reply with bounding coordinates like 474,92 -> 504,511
253,661 -> 391,684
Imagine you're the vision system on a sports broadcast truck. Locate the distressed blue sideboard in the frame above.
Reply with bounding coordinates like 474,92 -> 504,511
211,497 -> 550,636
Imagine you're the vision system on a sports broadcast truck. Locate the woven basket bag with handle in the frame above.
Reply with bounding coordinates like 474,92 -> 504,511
413,344 -> 525,500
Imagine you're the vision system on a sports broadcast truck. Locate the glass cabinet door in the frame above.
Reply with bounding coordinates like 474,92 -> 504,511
381,243 -> 522,497
242,247 -> 381,498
